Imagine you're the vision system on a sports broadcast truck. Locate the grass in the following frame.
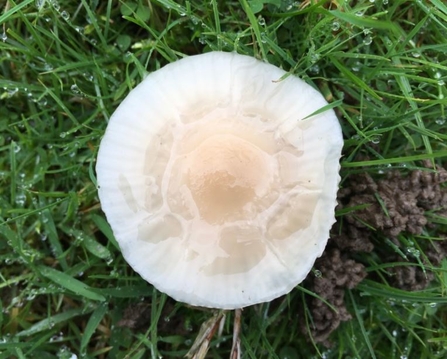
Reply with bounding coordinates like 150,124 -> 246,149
1,0 -> 447,358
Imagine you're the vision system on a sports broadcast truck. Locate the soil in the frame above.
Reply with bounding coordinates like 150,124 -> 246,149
299,161 -> 447,346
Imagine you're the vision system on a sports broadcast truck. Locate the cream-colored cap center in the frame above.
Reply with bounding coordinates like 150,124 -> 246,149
186,134 -> 268,224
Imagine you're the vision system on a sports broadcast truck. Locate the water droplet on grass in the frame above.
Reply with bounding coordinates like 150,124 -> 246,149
60,11 -> 70,20
363,35 -> 373,45
7,88 -> 18,97
370,135 -> 381,144
51,0 -> 60,11
35,0 -> 45,10
406,247 -> 420,258
260,32 -> 267,43
352,62 -> 361,72
70,84 -> 80,94
309,64 -> 320,74
1,32 -> 7,42
310,53 -> 320,64
332,21 -> 340,31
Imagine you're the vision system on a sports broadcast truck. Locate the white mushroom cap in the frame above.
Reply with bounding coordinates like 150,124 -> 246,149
96,51 -> 343,309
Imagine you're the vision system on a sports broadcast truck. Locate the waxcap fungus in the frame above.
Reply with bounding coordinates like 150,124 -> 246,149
96,51 -> 343,309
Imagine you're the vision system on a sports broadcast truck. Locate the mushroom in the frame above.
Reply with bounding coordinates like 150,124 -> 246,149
96,51 -> 343,355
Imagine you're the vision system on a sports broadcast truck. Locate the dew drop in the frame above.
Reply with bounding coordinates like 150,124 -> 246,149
310,53 -> 320,64
260,32 -> 267,44
309,64 -> 320,74
60,132 -> 67,138
352,62 -> 361,72
51,0 -> 61,12
13,143 -> 21,153
0,32 -> 7,42
332,21 -> 340,31
70,84 -> 80,94
370,135 -> 381,144
60,10 -> 70,21
435,118 -> 445,125
406,247 -> 420,258
363,34 -> 373,46
15,193 -> 26,206
35,0 -> 45,10
257,16 -> 266,26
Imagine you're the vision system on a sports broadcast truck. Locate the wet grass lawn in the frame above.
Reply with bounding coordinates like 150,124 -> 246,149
1,0 -> 447,358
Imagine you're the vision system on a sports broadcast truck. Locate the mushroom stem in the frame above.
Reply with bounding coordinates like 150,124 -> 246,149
186,310 -> 226,359
230,308 -> 242,359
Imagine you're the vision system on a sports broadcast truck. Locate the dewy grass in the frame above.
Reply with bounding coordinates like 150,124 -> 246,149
1,0 -> 446,358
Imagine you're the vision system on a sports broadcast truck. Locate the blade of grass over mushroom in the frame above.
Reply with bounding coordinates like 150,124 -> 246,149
38,266 -> 105,302
301,99 -> 344,120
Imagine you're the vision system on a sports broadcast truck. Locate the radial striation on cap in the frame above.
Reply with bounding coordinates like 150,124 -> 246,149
96,51 -> 343,309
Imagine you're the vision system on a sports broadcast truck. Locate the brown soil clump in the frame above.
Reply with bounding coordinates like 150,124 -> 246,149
300,162 -> 447,346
